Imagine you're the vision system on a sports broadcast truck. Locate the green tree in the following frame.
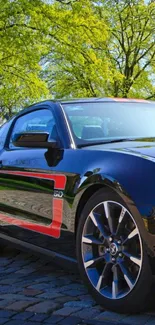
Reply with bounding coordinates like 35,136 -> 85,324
42,0 -> 113,98
0,0 -> 49,117
99,0 -> 155,98
43,0 -> 155,99
1,0 -> 155,117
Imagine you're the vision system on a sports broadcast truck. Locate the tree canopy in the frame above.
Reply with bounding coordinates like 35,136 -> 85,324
98,0 -> 155,99
1,0 -> 155,117
43,0 -> 155,99
0,0 -> 49,117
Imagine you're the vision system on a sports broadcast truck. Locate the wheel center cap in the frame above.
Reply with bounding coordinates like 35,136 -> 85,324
110,243 -> 118,256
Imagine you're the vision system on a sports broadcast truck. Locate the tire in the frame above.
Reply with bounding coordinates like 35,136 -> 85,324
76,188 -> 153,313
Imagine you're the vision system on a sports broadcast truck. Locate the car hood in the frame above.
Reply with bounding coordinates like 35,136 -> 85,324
83,139 -> 155,160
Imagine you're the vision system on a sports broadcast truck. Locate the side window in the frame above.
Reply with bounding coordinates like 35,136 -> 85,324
0,120 -> 12,150
9,109 -> 58,149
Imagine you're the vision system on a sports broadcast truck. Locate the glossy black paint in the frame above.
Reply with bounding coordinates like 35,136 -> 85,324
1,99 -> 155,264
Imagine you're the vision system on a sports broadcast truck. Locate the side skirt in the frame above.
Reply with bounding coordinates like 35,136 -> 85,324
0,233 -> 78,273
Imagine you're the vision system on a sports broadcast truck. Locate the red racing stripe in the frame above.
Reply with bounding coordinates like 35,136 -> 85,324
0,198 -> 63,238
0,170 -> 66,238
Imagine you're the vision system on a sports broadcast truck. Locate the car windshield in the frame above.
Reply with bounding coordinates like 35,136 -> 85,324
62,101 -> 155,146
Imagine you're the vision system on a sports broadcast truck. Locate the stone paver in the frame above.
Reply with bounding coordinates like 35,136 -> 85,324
0,246 -> 154,324
121,314 -> 151,324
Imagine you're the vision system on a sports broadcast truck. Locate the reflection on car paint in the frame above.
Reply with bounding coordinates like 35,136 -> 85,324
0,170 -> 66,238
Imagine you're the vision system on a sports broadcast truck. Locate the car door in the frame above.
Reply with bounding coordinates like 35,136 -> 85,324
0,105 -> 67,242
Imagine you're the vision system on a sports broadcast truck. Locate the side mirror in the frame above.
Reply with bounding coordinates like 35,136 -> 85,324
12,132 -> 59,149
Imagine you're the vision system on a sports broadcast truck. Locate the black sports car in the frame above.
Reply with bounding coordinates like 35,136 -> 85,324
1,98 -> 155,313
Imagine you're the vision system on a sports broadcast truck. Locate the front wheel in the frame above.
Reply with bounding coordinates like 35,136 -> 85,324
76,188 -> 153,313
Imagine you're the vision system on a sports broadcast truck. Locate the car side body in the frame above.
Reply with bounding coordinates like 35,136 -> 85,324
1,98 -> 155,312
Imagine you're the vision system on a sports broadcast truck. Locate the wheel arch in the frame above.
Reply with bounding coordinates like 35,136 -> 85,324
74,183 -> 112,236
74,172 -> 128,236
73,178 -> 155,260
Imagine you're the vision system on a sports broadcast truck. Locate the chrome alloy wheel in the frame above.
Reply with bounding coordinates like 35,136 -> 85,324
81,201 -> 143,300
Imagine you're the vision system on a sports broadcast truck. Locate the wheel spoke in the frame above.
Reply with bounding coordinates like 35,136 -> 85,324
119,207 -> 127,223
116,207 -> 127,235
123,251 -> 141,267
124,274 -> 134,290
123,227 -> 138,244
89,211 -> 108,238
128,227 -> 138,239
112,265 -> 119,299
130,256 -> 141,267
96,262 -> 111,291
99,251 -> 110,263
84,255 -> 104,268
119,262 -> 134,290
103,201 -> 114,234
89,211 -> 98,227
96,273 -> 103,291
82,235 -> 102,245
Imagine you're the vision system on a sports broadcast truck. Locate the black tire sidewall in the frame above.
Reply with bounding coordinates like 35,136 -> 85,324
76,188 -> 153,313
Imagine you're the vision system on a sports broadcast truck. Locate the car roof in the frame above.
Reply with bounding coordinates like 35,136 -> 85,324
29,97 -> 154,108
60,97 -> 153,104
12,97 -> 155,120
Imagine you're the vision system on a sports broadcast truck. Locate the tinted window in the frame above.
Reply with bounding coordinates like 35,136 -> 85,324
10,109 -> 57,148
63,102 -> 155,145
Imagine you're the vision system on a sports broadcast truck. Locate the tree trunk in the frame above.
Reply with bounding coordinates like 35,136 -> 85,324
122,78 -> 133,98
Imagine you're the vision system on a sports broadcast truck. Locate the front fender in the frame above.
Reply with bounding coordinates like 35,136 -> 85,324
71,153 -> 155,258
76,151 -> 155,221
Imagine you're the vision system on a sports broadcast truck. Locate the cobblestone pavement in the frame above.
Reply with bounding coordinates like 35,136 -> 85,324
0,246 -> 155,325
